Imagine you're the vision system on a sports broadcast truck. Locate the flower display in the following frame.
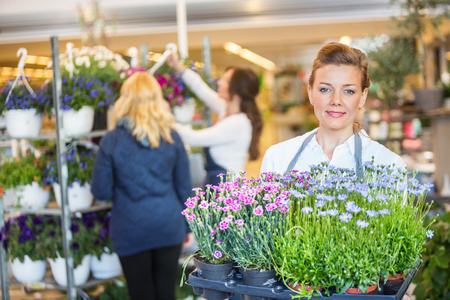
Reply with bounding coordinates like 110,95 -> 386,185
0,150 -> 49,191
182,161 -> 434,297
82,211 -> 114,260
43,143 -> 96,187
153,59 -> 217,110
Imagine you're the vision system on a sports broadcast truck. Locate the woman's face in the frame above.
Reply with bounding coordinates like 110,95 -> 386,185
308,64 -> 367,134
217,69 -> 233,100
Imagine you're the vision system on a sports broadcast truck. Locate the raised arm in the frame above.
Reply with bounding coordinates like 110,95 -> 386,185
167,52 -> 226,116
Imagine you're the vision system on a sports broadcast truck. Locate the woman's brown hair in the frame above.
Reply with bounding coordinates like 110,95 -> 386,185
228,67 -> 263,160
308,42 -> 370,132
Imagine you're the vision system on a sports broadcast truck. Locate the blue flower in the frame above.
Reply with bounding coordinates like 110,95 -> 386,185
318,211 -> 327,217
426,229 -> 434,239
315,200 -> 326,208
366,210 -> 378,218
337,194 -> 348,201
327,209 -> 339,216
339,213 -> 352,223
301,207 -> 313,214
379,209 -> 390,216
356,220 -> 369,228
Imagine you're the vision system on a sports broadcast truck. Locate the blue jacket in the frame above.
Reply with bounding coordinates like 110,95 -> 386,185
91,126 -> 192,256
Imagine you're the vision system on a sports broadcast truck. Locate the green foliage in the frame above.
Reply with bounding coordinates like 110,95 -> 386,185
413,211 -> 450,300
93,279 -> 130,300
0,151 -> 49,190
368,36 -> 420,107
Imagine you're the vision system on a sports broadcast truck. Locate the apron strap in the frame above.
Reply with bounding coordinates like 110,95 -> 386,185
285,130 -> 364,180
286,132 -> 316,172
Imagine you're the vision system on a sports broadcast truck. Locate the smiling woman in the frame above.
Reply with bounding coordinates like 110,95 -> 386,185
260,42 -> 405,175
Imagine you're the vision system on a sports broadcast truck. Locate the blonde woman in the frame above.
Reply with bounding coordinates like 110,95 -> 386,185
91,72 -> 193,300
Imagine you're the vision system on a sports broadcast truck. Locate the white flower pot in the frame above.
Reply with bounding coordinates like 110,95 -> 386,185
90,252 -> 122,279
62,106 -> 95,137
15,182 -> 50,209
3,188 -> 18,208
5,109 -> 42,138
173,98 -> 196,123
53,182 -> 93,212
10,256 -> 47,283
48,255 -> 91,287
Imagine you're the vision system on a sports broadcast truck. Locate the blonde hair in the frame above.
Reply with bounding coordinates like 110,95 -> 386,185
113,72 -> 175,147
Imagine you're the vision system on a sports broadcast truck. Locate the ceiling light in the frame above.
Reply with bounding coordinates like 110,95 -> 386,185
223,42 -> 276,71
339,36 -> 352,45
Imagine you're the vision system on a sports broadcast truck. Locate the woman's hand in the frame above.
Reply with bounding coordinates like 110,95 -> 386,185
182,233 -> 194,248
167,52 -> 186,73
402,295 -> 410,300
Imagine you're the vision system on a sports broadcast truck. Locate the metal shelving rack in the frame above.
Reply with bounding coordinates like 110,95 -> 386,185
0,36 -> 113,300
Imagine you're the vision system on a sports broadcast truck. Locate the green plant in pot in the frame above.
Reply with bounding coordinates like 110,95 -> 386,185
390,0 -> 450,111
0,150 -> 50,209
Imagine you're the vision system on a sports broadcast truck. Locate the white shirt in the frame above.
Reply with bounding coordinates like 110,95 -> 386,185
260,128 -> 406,174
173,69 -> 252,173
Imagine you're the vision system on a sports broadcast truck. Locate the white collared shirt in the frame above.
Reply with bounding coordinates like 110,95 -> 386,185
260,128 -> 406,174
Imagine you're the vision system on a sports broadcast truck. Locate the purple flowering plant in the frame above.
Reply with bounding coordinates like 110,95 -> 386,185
271,161 -> 435,298
0,215 -> 50,262
153,58 -> 217,110
43,142 -> 96,188
40,74 -> 115,113
82,211 -> 114,260
40,214 -> 98,268
0,80 -> 51,115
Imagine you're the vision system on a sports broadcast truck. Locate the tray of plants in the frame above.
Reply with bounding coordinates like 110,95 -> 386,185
186,263 -> 419,300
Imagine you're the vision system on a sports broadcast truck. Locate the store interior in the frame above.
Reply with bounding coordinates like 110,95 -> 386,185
1,0 -> 450,299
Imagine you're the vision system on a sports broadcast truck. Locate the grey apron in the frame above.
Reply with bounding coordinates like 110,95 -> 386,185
285,130 -> 363,179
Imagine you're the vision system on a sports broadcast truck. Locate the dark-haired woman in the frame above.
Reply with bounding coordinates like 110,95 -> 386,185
167,52 -> 263,185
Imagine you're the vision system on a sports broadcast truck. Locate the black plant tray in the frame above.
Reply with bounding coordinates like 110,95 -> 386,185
186,263 -> 420,300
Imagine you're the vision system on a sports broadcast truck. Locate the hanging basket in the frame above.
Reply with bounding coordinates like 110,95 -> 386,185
90,252 -> 122,279
15,182 -> 50,209
48,255 -> 91,287
5,109 -> 42,138
61,106 -> 95,137
53,182 -> 93,212
173,98 -> 196,123
10,255 -> 47,283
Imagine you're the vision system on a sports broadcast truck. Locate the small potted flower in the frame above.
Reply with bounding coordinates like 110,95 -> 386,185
40,215 -> 93,287
181,183 -> 234,299
43,143 -> 96,212
0,81 -> 50,138
0,215 -> 49,283
84,211 -> 122,279
0,150 -> 50,209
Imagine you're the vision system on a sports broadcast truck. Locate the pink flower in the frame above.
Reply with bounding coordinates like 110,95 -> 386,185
181,209 -> 190,216
184,200 -> 195,208
224,198 -> 233,205
253,205 -> 264,216
219,220 -> 229,230
235,219 -> 245,226
213,251 -> 222,259
199,201 -> 209,209
265,203 -> 278,212
187,214 -> 197,221
209,230 -> 217,236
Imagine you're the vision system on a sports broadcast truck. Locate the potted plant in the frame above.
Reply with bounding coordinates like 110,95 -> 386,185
181,182 -> 235,299
40,215 -> 93,287
43,142 -> 96,212
270,162 -> 433,298
0,215 -> 49,283
0,81 -> 50,138
84,211 -> 122,279
153,58 -> 217,123
40,73 -> 116,136
390,0 -> 450,111
56,45 -> 130,131
0,150 -> 50,209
